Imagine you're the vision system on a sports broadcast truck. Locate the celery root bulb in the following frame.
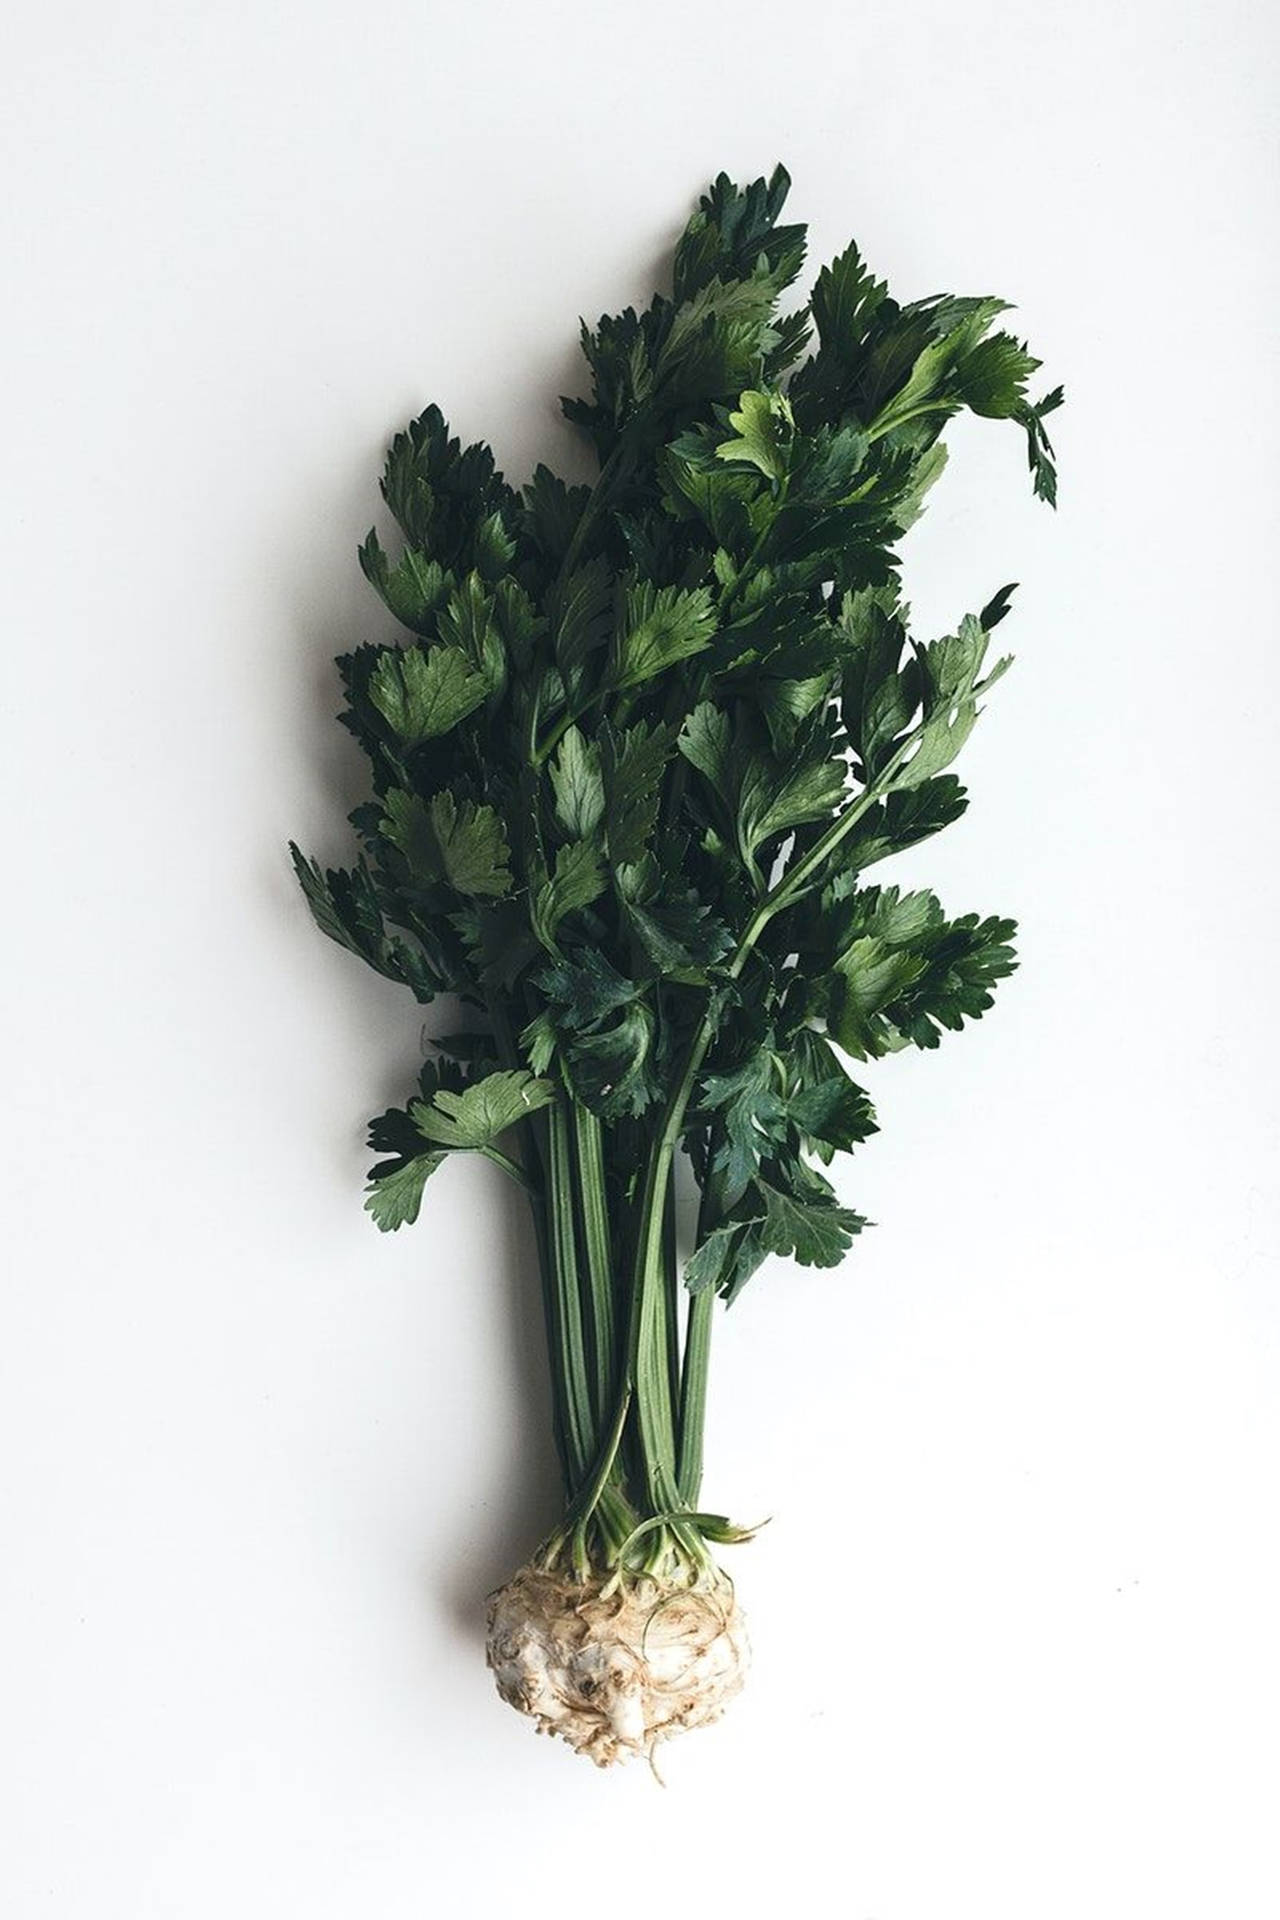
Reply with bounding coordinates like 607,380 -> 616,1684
485,1564 -> 749,1766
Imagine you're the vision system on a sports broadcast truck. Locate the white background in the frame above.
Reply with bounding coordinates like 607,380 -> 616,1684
2,3 -> 1277,1915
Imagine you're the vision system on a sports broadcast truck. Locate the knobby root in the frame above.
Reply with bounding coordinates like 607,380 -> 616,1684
484,1562 -> 749,1768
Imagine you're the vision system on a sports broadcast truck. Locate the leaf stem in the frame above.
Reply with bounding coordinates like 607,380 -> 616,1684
554,428 -> 636,590
662,1174 -> 681,1426
570,1103 -> 617,1427
567,1385 -> 632,1568
477,1145 -> 538,1195
546,1101 -> 595,1483
590,1028 -> 717,1521
676,1283 -> 713,1505
484,999 -> 571,1487
530,683 -> 610,769
726,732 -> 918,974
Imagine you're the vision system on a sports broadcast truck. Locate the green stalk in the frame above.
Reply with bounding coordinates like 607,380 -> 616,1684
566,1385 -> 632,1567
627,1139 -> 682,1513
546,1101 -> 595,1486
596,1036 -> 715,1524
477,1144 -> 538,1195
486,1002 -> 573,1490
571,1103 -> 617,1426
676,1285 -> 713,1506
553,432 -> 634,587
726,732 -> 920,977
521,1170 -> 571,1490
531,685 -> 611,769
662,1172 -> 682,1433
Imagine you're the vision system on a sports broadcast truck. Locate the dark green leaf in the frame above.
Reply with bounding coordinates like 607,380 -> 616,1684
358,530 -> 454,633
437,572 -> 506,701
522,464 -> 593,568
563,1001 -> 658,1119
550,556 -> 613,677
381,790 -> 513,897
601,719 -> 677,866
737,737 -> 847,855
532,839 -> 607,946
289,843 -> 440,1001
368,644 -> 486,745
844,776 -> 970,868
613,582 -> 717,689
379,404 -> 515,571
533,947 -> 640,1026
756,1164 -> 866,1268
817,884 -> 1017,1058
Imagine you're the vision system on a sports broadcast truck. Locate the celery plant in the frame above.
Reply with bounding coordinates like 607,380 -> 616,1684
291,166 -> 1059,1762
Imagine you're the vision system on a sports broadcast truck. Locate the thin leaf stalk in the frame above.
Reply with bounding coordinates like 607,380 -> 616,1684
588,1026 -> 720,1534
485,1000 -> 575,1490
545,1100 -> 596,1484
553,431 -> 635,589
677,1282 -> 714,1507
570,1102 -> 617,1426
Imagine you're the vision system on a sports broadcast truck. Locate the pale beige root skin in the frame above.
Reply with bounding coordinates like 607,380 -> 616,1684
485,1564 -> 749,1767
